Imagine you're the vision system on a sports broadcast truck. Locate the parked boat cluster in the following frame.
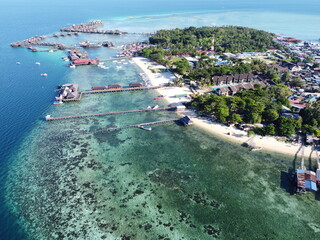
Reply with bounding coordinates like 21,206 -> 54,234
60,20 -> 127,35
117,42 -> 154,58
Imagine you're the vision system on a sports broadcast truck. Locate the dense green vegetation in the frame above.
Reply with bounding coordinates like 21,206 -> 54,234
189,84 -> 304,137
140,25 -> 320,139
147,26 -> 280,54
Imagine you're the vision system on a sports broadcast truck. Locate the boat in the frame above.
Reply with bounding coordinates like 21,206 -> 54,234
140,125 -> 152,131
16,62 -> 21,64
53,101 -> 63,105
153,105 -> 159,109
251,147 -> 263,151
147,106 -> 151,109
35,62 -> 40,65
69,64 -> 76,68
155,95 -> 165,100
40,73 -> 48,77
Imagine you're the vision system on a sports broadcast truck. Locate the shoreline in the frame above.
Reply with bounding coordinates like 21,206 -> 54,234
132,57 -> 315,159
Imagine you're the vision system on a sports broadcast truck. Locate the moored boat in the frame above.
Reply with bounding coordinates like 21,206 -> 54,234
53,101 -> 63,105
155,95 -> 165,100
140,125 -> 152,131
40,73 -> 48,77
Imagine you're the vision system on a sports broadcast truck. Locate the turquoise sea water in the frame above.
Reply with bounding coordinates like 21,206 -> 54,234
1,1 -> 320,239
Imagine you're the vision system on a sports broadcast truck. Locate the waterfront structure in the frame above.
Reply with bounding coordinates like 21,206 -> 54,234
212,73 -> 254,86
179,116 -> 193,126
55,84 -> 80,102
73,58 -> 100,66
129,83 -> 143,88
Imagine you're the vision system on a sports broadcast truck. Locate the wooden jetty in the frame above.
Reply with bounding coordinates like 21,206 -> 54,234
81,86 -> 161,95
57,85 -> 162,102
50,118 -> 179,140
46,106 -> 177,121
99,57 -> 132,61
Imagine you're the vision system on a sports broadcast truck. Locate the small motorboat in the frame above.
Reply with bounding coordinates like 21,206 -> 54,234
140,125 -> 152,131
16,62 -> 21,65
69,64 -> 76,68
53,101 -> 63,105
152,105 -> 159,109
40,73 -> 48,77
155,95 -> 165,100
35,62 -> 41,65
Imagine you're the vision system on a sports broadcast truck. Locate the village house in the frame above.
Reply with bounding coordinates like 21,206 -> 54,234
215,81 -> 266,96
212,73 -> 254,86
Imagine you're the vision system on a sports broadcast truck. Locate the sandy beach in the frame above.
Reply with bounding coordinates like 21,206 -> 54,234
132,57 -> 315,158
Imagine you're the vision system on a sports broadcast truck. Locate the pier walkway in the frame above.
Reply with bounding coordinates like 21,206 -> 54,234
51,118 -> 178,140
46,106 -> 177,121
99,57 -> 132,61
81,86 -> 161,95
61,86 -> 162,102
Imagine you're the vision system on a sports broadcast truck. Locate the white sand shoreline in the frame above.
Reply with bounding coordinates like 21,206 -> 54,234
132,57 -> 315,158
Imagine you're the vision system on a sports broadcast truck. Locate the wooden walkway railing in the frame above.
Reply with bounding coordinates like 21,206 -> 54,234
46,106 -> 177,121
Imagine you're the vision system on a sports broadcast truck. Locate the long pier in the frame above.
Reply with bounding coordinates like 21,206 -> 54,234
51,118 -> 179,140
59,86 -> 162,102
99,57 -> 132,61
46,106 -> 177,121
81,86 -> 161,95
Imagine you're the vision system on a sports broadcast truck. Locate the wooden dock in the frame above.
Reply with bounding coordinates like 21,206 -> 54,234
59,86 -> 162,102
99,57 -> 132,61
81,86 -> 161,95
46,106 -> 177,121
50,118 -> 179,140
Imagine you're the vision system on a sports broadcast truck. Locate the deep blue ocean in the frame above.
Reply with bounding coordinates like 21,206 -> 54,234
1,1 -> 320,239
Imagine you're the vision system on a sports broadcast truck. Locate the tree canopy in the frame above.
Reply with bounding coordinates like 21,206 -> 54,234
149,26 -> 280,53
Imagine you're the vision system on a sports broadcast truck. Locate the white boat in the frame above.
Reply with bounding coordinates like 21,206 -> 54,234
140,125 -> 152,131
16,62 -> 21,65
147,106 -> 151,109
69,64 -> 76,68
40,73 -> 48,77
49,50 -> 54,53
251,147 -> 263,151
152,105 -> 159,109
35,62 -> 40,65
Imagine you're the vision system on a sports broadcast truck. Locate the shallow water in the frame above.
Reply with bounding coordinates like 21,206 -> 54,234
2,1 -> 320,239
